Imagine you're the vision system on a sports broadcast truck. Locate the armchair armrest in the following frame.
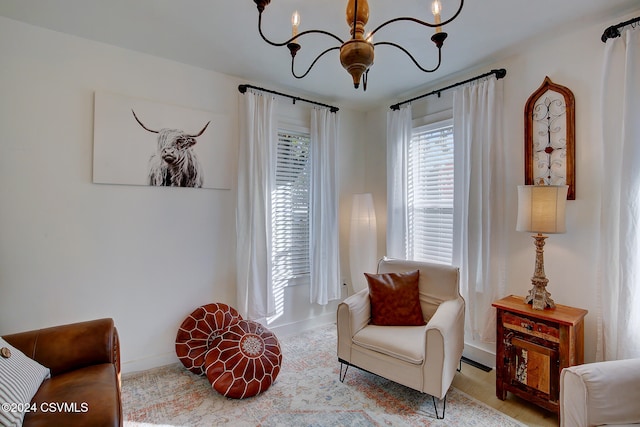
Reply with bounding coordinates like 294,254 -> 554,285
2,318 -> 120,377
337,289 -> 370,361
560,358 -> 640,427
423,297 -> 465,398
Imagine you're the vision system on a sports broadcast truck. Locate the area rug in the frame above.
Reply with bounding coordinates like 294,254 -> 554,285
122,324 -> 525,426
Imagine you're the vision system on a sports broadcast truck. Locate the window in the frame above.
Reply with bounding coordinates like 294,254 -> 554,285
407,119 -> 454,265
271,129 -> 311,286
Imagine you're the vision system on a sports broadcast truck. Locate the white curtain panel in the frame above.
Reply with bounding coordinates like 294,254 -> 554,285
597,26 -> 640,361
386,105 -> 412,259
309,108 -> 341,305
236,90 -> 278,319
452,77 -> 506,343
349,193 -> 378,292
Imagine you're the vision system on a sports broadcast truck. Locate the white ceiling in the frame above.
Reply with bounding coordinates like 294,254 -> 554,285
1,0 -> 638,110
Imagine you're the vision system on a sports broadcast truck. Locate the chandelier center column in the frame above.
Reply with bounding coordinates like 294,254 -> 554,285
346,0 -> 369,39
340,0 -> 374,89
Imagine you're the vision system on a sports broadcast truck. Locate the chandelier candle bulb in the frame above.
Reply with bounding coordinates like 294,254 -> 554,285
432,0 -> 442,33
291,11 -> 300,40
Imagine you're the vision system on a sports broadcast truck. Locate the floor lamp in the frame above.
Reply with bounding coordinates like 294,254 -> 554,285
516,185 -> 568,310
349,193 -> 377,293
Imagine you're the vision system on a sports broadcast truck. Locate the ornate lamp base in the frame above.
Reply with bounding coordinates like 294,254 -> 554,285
525,234 -> 556,310
525,279 -> 555,310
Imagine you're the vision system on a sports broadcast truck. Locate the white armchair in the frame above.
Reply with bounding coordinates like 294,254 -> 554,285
337,258 -> 465,419
560,358 -> 640,427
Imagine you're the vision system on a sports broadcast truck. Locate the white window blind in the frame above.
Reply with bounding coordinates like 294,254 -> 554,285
272,129 -> 311,285
407,119 -> 454,265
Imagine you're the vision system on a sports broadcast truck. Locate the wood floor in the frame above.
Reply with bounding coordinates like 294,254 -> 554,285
452,363 -> 559,427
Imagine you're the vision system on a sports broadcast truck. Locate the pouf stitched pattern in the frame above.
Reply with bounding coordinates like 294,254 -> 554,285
205,319 -> 282,399
175,303 -> 242,375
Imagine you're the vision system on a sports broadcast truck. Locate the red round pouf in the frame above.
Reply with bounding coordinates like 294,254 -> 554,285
205,319 -> 282,399
175,303 -> 243,375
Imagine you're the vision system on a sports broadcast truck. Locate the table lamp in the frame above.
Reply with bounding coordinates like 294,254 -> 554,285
516,185 -> 568,310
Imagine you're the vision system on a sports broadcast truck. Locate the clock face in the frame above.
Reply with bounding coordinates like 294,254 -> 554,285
531,90 -> 568,186
525,77 -> 575,199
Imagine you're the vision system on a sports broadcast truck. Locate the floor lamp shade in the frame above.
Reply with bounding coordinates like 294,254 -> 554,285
349,193 -> 377,293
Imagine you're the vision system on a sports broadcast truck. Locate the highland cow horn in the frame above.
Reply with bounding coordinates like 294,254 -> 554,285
189,121 -> 211,138
131,109 -> 159,134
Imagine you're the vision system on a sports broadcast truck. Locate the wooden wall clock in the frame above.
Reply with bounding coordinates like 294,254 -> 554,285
524,77 -> 575,200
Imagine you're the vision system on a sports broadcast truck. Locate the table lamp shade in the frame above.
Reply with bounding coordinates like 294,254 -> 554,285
517,185 -> 568,234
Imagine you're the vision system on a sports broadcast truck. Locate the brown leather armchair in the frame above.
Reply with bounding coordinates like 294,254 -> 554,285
2,318 -> 123,427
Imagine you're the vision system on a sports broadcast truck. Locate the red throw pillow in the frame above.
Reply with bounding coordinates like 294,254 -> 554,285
365,269 -> 425,326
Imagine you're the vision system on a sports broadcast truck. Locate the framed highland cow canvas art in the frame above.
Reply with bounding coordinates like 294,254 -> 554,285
93,91 -> 232,190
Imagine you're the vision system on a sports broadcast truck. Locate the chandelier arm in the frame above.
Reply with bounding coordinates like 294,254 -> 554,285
369,0 -> 464,38
258,12 -> 344,47
373,41 -> 442,73
291,46 -> 341,79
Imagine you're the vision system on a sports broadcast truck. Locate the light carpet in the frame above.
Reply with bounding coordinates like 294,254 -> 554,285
122,324 -> 525,426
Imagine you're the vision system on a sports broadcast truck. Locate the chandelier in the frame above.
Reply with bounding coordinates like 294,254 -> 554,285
252,0 -> 464,91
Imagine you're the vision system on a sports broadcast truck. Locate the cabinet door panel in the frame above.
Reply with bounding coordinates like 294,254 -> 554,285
507,335 -> 559,400
512,337 -> 554,395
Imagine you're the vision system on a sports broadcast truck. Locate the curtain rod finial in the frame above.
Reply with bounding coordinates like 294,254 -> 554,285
493,68 -> 507,79
601,16 -> 640,43
601,26 -> 620,42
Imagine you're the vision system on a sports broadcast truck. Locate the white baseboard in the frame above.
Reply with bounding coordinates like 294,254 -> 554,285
269,311 -> 336,338
122,352 -> 178,375
462,342 -> 496,369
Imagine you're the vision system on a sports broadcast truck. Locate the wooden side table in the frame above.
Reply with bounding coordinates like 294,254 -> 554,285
492,295 -> 587,413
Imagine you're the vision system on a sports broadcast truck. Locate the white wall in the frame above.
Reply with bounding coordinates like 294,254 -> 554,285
0,16 -> 366,372
364,8 -> 640,365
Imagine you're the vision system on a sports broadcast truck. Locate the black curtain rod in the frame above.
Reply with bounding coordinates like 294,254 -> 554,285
238,84 -> 339,113
389,68 -> 507,111
601,16 -> 640,42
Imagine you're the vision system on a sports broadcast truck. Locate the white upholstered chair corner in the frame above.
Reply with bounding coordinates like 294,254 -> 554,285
336,257 -> 465,419
560,358 -> 640,427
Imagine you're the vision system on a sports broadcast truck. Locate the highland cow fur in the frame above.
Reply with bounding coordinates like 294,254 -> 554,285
147,128 -> 204,187
132,110 -> 209,188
